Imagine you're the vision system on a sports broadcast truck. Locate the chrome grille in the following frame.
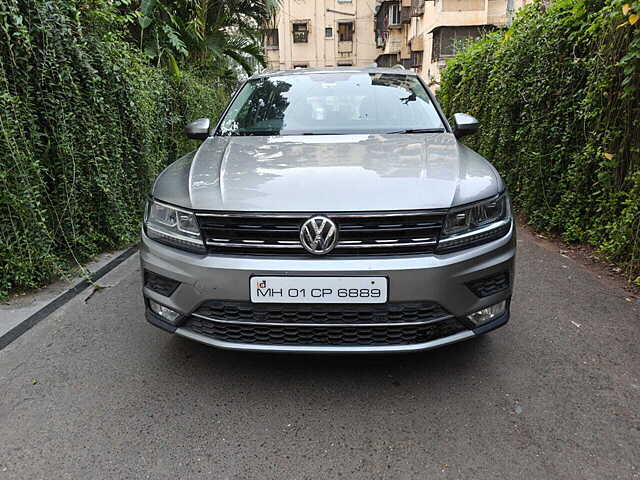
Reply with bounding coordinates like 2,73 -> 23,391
195,211 -> 446,255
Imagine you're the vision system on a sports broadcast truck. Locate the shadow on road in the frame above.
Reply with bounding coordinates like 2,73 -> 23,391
160,331 -> 496,390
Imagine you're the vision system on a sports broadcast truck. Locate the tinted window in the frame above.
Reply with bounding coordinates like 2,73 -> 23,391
218,72 -> 445,136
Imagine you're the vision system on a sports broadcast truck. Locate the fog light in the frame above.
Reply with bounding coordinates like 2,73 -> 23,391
148,299 -> 181,324
466,300 -> 506,326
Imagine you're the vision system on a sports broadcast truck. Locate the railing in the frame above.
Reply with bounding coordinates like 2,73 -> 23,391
292,30 -> 308,43
337,40 -> 353,53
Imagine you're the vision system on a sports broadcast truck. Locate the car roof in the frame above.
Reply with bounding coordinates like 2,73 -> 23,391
250,66 -> 418,80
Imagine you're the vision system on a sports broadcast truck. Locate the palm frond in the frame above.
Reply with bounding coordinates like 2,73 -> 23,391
135,0 -> 277,82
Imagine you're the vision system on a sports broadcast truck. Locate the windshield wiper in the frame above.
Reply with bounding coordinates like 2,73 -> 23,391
300,132 -> 349,135
386,128 -> 446,134
220,130 -> 281,136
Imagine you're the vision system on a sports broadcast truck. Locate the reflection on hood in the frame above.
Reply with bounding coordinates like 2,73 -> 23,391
153,133 -> 501,212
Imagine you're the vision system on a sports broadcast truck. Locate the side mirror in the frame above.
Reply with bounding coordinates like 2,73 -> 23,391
185,118 -> 210,140
452,113 -> 479,139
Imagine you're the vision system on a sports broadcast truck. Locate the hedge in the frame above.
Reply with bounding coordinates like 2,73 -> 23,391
439,0 -> 640,284
0,0 -> 228,298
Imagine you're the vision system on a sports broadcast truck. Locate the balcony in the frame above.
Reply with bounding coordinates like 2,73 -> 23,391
401,6 -> 412,24
411,0 -> 425,17
442,0 -> 484,11
410,34 -> 424,52
387,36 -> 402,54
337,41 -> 353,53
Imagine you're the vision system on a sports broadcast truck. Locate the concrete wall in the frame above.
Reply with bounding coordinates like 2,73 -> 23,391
266,0 -> 379,70
398,0 -> 530,87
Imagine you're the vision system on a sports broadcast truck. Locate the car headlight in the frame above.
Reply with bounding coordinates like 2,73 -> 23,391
144,199 -> 206,253
438,193 -> 512,252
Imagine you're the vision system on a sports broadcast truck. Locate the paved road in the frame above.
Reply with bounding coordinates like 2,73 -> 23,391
1,226 -> 639,479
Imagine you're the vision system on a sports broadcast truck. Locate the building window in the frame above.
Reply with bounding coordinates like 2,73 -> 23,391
400,6 -> 411,24
389,3 -> 401,26
432,26 -> 491,62
338,22 -> 354,42
292,22 -> 309,43
293,63 -> 308,69
325,27 -> 333,38
376,53 -> 399,68
337,61 -> 353,66
411,51 -> 423,68
265,29 -> 279,49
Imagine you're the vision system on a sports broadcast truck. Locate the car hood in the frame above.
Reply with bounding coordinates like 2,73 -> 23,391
152,133 -> 502,212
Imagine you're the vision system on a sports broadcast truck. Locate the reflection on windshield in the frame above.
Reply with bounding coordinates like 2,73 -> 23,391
217,72 -> 445,136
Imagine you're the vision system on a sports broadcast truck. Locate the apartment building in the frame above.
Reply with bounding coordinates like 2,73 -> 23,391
264,0 -> 379,70
374,0 -> 528,86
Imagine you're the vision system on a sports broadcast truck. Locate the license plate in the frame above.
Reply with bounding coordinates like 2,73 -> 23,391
250,276 -> 388,304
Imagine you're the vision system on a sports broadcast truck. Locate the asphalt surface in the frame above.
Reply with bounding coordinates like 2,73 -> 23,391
1,227 -> 639,479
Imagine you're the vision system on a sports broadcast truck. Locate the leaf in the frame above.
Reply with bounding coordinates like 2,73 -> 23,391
622,3 -> 631,15
603,153 -> 615,160
138,16 -> 153,29
617,21 -> 629,28
140,0 -> 157,17
162,25 -> 188,57
629,13 -> 639,25
166,52 -> 181,78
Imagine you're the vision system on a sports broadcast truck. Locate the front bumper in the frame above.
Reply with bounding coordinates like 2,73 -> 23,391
140,221 -> 516,353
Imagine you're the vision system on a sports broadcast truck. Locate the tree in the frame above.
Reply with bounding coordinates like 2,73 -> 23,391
136,0 -> 278,77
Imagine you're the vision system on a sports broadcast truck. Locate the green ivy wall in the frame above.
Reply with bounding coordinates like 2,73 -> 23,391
0,0 -> 228,298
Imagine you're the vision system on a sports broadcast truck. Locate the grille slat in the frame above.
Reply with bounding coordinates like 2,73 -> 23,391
339,225 -> 440,233
196,211 -> 445,256
202,228 -> 297,241
335,240 -> 435,249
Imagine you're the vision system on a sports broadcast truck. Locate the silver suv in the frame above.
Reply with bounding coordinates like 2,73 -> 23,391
141,67 -> 515,353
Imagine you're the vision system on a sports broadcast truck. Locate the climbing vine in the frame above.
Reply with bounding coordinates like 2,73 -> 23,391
0,0 -> 228,298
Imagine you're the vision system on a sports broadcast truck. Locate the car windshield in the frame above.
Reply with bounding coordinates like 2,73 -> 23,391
217,72 -> 446,136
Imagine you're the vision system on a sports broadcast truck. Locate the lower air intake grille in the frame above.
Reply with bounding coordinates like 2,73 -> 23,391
467,271 -> 510,297
183,317 -> 466,346
144,270 -> 180,297
193,300 -> 450,325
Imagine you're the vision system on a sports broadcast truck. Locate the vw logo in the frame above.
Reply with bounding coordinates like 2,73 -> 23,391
300,216 -> 338,255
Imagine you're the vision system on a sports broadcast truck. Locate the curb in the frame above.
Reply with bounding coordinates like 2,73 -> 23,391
0,246 -> 139,352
